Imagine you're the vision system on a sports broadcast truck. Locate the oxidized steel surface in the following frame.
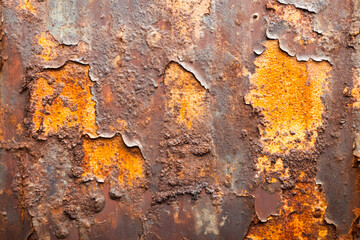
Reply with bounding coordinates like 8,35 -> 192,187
0,0 -> 359,239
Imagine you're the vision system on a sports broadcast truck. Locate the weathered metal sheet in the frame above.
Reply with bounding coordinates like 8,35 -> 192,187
0,0 -> 359,239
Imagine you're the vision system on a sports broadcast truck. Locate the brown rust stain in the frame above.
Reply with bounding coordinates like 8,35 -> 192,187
245,40 -> 331,154
0,105 -> 3,141
81,135 -> 145,187
166,0 -> 210,43
30,61 -> 97,138
164,62 -> 208,129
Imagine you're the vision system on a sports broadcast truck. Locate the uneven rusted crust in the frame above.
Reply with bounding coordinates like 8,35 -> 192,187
0,0 -> 359,239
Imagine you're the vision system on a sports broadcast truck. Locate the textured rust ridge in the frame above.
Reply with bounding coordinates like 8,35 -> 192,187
1,0 -> 360,239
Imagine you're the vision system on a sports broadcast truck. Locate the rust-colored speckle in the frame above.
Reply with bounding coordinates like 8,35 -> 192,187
30,62 -> 97,138
82,135 -> 145,187
245,40 -> 331,154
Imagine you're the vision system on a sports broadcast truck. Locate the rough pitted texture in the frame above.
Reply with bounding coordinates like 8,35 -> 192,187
0,0 -> 359,239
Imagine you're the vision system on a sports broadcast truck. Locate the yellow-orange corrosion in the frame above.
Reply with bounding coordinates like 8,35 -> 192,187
352,68 -> 360,109
245,40 -> 331,154
255,156 -> 289,180
82,135 -> 144,186
31,62 -> 97,137
37,32 -> 57,61
247,182 -> 331,239
164,62 -> 207,129
17,0 -> 36,13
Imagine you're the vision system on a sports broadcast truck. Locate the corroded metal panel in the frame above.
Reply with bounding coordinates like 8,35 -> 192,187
0,0 -> 359,239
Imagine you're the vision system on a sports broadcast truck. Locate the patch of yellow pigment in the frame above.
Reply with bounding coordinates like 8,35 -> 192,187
37,32 -> 57,61
351,68 -> 360,109
246,182 -> 331,240
166,0 -> 210,42
245,40 -> 331,154
31,62 -> 97,137
82,135 -> 144,186
255,156 -> 290,180
256,156 -> 286,177
164,62 -> 207,129
17,0 -> 36,13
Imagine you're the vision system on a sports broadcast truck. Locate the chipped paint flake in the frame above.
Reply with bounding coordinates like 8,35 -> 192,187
245,40 -> 331,154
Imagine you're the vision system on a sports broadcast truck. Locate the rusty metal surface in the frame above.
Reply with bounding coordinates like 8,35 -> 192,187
0,0 -> 359,239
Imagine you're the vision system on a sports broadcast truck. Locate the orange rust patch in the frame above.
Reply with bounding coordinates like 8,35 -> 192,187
255,156 -> 289,180
31,62 -> 97,137
245,40 -> 331,154
352,68 -> 360,109
17,0 -> 36,13
164,62 -> 207,129
82,135 -> 144,186
247,183 -> 331,239
37,32 -> 57,61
